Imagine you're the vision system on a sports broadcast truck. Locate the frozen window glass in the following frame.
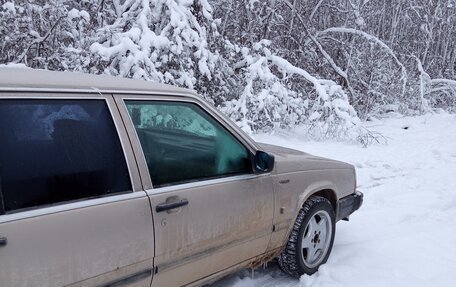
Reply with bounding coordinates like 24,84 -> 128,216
0,99 -> 131,214
125,101 -> 252,187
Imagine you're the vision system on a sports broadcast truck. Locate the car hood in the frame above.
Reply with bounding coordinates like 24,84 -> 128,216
258,143 -> 353,174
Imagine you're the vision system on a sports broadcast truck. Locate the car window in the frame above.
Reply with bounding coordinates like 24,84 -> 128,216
0,99 -> 131,214
125,101 -> 252,187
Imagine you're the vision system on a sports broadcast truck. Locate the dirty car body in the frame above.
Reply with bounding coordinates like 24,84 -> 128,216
0,68 -> 362,287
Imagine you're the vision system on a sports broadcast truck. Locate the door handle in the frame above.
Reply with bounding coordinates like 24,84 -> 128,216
0,237 -> 7,247
156,199 -> 189,213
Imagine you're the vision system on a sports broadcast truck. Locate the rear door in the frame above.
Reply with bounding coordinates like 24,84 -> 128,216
116,96 -> 274,286
0,94 -> 154,287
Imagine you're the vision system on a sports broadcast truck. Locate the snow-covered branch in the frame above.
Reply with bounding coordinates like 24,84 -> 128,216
318,27 -> 408,99
222,42 -> 360,139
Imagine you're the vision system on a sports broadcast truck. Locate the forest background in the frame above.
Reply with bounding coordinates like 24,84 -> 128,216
1,0 -> 455,143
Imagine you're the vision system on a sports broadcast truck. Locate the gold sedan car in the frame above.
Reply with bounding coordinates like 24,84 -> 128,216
0,68 -> 362,287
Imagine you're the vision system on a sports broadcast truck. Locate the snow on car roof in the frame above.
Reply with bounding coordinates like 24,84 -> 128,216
0,67 -> 196,96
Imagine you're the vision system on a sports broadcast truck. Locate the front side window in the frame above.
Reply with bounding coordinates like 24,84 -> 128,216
0,99 -> 131,214
125,101 -> 252,187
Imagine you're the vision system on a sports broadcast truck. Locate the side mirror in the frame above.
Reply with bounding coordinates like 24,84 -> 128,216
253,151 -> 275,174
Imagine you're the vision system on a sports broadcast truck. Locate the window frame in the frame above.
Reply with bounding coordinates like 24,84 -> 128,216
115,95 -> 261,191
0,92 -> 142,216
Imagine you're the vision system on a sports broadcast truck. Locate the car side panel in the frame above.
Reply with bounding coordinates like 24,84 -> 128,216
0,195 -> 154,287
148,175 -> 274,287
0,93 -> 154,287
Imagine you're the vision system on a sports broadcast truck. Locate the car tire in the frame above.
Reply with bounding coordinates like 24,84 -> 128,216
278,196 -> 336,277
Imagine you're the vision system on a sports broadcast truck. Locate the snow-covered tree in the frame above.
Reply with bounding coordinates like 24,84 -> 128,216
221,40 -> 360,138
0,0 -> 93,70
1,0 -> 456,143
89,0 -> 218,90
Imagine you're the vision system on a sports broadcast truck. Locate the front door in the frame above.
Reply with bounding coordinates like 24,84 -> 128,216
119,98 -> 274,286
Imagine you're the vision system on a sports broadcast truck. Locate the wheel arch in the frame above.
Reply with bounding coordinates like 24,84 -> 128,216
279,181 -> 339,255
311,189 -> 337,211
297,182 -> 338,214
279,187 -> 337,276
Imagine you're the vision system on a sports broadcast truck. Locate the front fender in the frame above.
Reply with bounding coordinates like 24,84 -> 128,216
267,168 -> 353,252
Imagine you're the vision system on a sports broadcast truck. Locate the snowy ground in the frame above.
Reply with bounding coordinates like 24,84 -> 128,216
214,113 -> 456,287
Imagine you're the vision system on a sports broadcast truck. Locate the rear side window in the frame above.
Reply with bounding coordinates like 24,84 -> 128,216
0,99 -> 131,214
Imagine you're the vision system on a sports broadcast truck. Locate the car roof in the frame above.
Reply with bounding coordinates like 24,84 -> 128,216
0,67 -> 197,97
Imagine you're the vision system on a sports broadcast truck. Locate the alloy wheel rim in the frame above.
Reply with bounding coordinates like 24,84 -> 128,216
301,210 -> 332,268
